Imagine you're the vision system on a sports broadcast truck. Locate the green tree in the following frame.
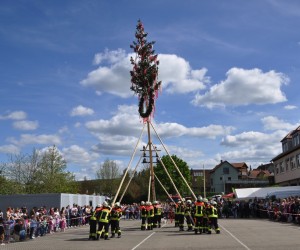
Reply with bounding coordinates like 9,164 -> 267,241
2,149 -> 40,193
96,159 -> 120,198
0,175 -> 23,194
154,155 -> 191,199
32,145 -> 78,193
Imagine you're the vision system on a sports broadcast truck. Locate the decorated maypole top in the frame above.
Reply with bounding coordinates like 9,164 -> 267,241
130,20 -> 161,122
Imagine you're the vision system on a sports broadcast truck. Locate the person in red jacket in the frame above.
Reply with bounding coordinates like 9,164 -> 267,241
153,201 -> 163,228
140,201 -> 147,230
96,201 -> 111,240
110,202 -> 122,238
146,202 -> 154,230
193,196 -> 204,234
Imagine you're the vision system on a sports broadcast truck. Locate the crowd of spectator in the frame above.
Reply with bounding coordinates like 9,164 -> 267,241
0,204 -> 92,245
1,196 -> 300,245
218,196 -> 300,225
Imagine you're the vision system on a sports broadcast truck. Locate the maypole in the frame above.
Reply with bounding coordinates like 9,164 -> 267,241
130,20 -> 161,202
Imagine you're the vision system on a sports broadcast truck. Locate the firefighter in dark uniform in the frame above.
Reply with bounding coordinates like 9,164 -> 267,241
207,200 -> 220,234
178,200 -> 185,231
153,201 -> 162,228
146,201 -> 154,230
89,204 -> 101,240
202,198 -> 209,233
193,196 -> 204,234
185,200 -> 194,231
110,202 -> 122,238
96,201 -> 111,240
140,201 -> 147,230
174,201 -> 180,227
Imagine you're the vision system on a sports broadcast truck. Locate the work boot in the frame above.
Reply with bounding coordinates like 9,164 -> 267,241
118,233 -> 121,238
110,233 -> 115,238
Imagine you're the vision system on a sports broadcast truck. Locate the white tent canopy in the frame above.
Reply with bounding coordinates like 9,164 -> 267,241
234,186 -> 300,200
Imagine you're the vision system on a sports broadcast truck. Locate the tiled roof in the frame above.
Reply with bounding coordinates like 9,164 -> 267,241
231,162 -> 248,169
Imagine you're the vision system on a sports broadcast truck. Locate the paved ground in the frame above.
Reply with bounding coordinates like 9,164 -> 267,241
1,218 -> 300,250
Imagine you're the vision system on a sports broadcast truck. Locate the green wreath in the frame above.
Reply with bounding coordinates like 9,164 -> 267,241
138,92 -> 154,118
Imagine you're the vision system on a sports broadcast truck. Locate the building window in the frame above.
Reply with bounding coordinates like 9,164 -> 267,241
228,177 -> 231,181
193,172 -> 203,177
297,154 -> 300,168
286,158 -> 289,172
275,164 -> 279,174
293,134 -> 300,147
220,177 -> 223,181
282,142 -> 289,152
223,167 -> 229,174
280,162 -> 284,173
291,156 -> 296,170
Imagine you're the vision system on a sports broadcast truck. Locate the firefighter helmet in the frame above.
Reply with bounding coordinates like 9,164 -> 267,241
211,200 -> 217,206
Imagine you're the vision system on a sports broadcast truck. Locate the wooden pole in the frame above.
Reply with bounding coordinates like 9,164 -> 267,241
111,123 -> 145,207
147,121 -> 156,201
150,121 -> 197,200
203,164 -> 206,198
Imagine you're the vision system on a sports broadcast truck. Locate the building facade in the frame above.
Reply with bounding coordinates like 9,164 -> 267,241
272,125 -> 300,186
210,161 -> 269,194
190,169 -> 211,196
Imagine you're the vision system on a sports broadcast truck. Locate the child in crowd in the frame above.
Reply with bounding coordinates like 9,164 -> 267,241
60,214 -> 66,232
0,218 -> 5,245
29,215 -> 37,239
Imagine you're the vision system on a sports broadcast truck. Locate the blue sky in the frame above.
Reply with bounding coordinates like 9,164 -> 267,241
1,0 -> 300,180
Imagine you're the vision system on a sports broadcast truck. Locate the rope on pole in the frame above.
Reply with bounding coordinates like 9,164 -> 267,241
118,155 -> 143,203
154,173 -> 175,203
150,121 -> 197,200
152,144 -> 183,201
148,174 -> 151,202
111,123 -> 146,208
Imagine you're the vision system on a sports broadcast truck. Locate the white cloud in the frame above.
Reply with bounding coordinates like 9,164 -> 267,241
80,49 -> 132,98
58,126 -> 69,134
0,144 -> 20,154
192,68 -> 289,108
8,134 -> 61,146
80,49 -> 209,98
284,105 -> 297,110
167,145 -> 204,159
70,105 -> 94,116
158,54 -> 209,94
74,122 -> 81,128
62,145 -> 100,164
85,104 -> 235,159
261,116 -> 298,131
221,131 -> 274,147
219,129 -> 287,164
155,122 -> 234,139
91,134 -> 142,156
85,105 -> 142,136
218,144 -> 280,163
0,111 -> 27,120
93,48 -> 127,65
85,104 -> 234,141
13,120 -> 39,130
